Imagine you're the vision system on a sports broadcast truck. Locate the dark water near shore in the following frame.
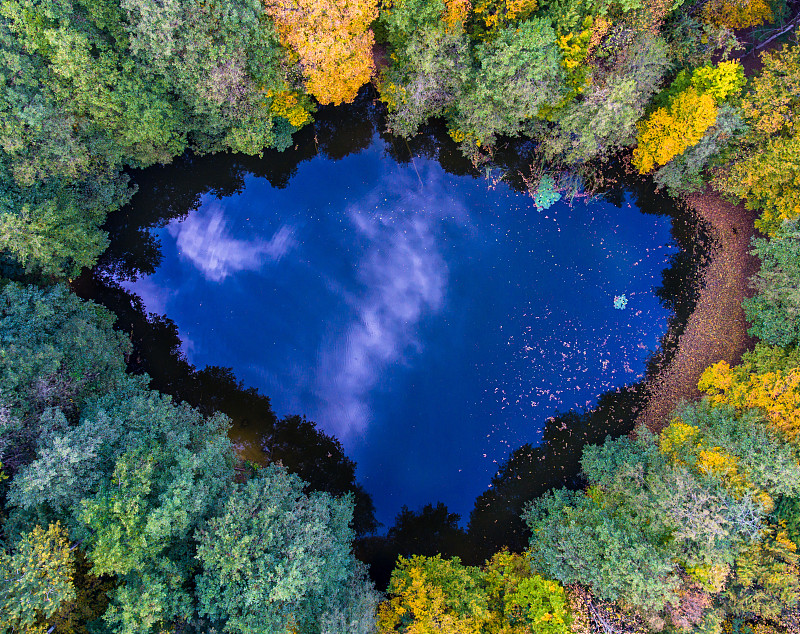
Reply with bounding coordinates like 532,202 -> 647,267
90,102 -> 682,529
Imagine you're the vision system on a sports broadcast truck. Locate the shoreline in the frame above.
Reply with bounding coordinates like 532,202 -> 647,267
636,188 -> 761,434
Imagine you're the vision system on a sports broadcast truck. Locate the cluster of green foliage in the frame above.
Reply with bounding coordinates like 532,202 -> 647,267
377,0 -> 682,160
742,220 -> 800,348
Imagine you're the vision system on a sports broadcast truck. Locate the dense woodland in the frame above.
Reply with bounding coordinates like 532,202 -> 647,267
2,0 -> 800,630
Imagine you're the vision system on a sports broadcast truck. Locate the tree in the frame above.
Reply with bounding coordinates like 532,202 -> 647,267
122,0 -> 304,154
724,529 -> 800,619
0,522 -> 76,632
714,34 -> 800,234
377,551 -> 571,633
0,171 -> 133,278
11,393 -> 237,633
0,283 -> 130,425
633,61 -> 744,173
701,0 -> 773,30
700,359 -> 800,442
481,550 -> 571,634
194,464 -> 378,633
543,34 -> 671,163
741,221 -> 800,347
377,555 -> 487,633
263,0 -> 378,105
524,487 -> 680,611
653,104 -> 743,194
467,0 -> 538,40
379,26 -> 471,138
633,87 -> 718,173
661,401 -> 800,505
453,18 -> 566,149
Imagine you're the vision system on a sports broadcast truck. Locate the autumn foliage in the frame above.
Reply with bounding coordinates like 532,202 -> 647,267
632,88 -> 718,173
263,0 -> 378,105
633,61 -> 744,173
702,0 -> 773,30
700,360 -> 800,442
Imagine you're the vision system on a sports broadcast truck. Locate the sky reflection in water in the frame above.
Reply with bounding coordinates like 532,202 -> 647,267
124,136 -> 676,527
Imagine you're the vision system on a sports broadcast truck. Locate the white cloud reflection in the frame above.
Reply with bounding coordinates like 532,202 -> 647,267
314,173 -> 464,440
170,203 -> 295,282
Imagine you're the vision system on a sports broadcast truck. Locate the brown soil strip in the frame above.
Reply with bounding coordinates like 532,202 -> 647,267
636,189 -> 760,434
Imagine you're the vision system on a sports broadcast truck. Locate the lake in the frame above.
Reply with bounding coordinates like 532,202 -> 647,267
95,101 -> 680,529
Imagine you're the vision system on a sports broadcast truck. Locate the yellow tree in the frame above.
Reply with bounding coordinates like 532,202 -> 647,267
377,556 -> 486,633
702,0 -> 773,30
0,523 -> 76,632
263,0 -> 378,105
632,88 -> 718,173
632,61 -> 744,173
700,361 -> 800,442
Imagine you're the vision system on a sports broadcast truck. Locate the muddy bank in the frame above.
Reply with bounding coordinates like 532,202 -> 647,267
637,189 -> 760,434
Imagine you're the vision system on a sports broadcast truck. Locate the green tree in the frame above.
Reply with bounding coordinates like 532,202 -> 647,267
7,390 -> 236,632
0,283 -> 130,424
194,464 -> 378,634
543,34 -> 671,163
378,19 -> 471,138
524,487 -> 679,611
742,220 -> 800,347
123,0 -> 302,154
0,170 -> 133,278
453,18 -> 565,149
714,33 -> 800,234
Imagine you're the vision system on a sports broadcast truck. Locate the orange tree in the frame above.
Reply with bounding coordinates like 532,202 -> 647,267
263,0 -> 378,105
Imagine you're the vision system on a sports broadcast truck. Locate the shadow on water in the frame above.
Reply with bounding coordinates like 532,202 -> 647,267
73,88 -> 710,588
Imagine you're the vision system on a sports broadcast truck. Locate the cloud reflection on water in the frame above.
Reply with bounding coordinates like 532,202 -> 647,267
313,177 -> 461,440
169,202 -> 295,282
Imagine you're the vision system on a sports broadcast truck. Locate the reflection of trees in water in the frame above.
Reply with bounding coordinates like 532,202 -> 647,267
81,86 -> 709,588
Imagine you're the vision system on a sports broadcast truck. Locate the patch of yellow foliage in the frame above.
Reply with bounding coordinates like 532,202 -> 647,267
700,361 -> 800,442
267,90 -> 313,127
659,420 -> 701,457
444,0 -> 472,31
702,0 -> 773,30
659,418 -> 769,509
0,522 -> 76,633
632,88 -> 717,173
377,561 -> 484,633
263,0 -> 378,105
691,60 -> 746,102
684,562 -> 731,593
471,0 -> 537,35
557,16 -> 609,93
697,447 -> 747,493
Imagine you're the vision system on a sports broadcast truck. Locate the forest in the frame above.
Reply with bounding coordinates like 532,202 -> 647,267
1,0 -> 800,630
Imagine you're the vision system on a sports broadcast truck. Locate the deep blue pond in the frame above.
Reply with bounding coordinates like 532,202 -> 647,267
119,131 -> 677,528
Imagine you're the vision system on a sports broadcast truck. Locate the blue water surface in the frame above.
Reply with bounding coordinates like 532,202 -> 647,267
124,134 -> 676,528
